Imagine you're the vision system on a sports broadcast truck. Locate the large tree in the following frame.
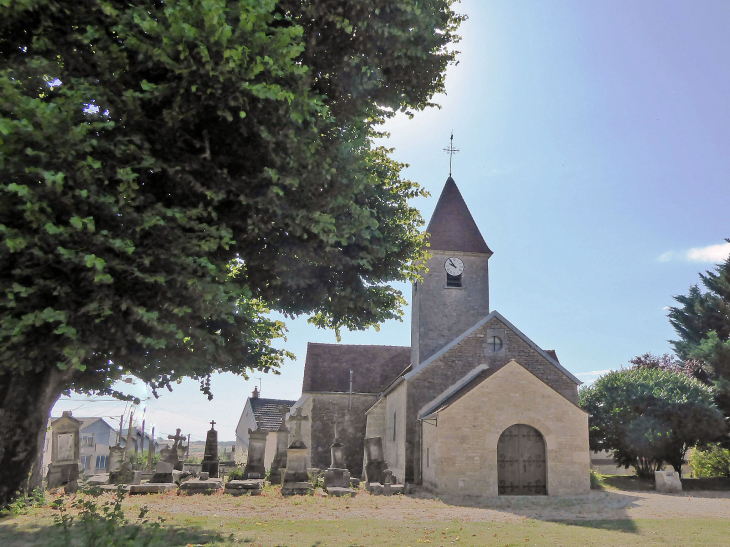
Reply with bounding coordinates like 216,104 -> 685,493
580,367 -> 726,478
668,240 -> 730,415
0,0 -> 465,505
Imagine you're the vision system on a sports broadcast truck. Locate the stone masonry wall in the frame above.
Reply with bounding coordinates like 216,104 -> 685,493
411,250 -> 490,366
309,393 -> 378,477
421,417 -> 439,490
406,316 -> 580,483
365,399 -> 386,439
382,382 -> 408,483
428,361 -> 589,496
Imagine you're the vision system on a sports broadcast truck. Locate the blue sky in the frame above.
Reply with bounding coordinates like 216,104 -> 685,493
53,0 -> 730,441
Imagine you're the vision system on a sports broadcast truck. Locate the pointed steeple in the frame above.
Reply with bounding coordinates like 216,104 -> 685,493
425,177 -> 492,255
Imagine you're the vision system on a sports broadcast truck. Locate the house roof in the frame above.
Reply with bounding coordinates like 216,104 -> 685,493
51,416 -> 116,430
302,343 -> 411,394
425,177 -> 492,255
403,310 -> 581,385
250,397 -> 297,432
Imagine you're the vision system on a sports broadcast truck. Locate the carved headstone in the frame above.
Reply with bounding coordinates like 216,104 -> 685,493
201,421 -> 219,478
243,428 -> 267,479
167,428 -> 186,471
281,408 -> 312,496
148,429 -> 185,483
269,405 -> 290,485
46,411 -> 81,490
324,418 -> 355,496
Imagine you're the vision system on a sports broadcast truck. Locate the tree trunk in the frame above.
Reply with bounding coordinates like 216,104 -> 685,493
0,367 -> 70,507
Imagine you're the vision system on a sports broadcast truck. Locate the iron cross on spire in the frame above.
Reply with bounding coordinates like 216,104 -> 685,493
443,131 -> 459,177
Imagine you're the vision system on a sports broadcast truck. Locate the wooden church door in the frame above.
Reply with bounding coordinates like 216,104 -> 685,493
497,424 -> 547,495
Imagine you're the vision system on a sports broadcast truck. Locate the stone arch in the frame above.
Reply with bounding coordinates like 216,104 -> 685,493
497,424 -> 547,495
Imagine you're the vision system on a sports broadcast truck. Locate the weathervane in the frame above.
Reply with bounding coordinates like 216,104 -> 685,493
443,131 -> 459,177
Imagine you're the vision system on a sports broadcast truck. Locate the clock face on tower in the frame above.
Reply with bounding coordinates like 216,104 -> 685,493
444,257 -> 464,276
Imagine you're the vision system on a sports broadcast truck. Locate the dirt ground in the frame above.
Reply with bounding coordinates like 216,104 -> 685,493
131,481 -> 730,524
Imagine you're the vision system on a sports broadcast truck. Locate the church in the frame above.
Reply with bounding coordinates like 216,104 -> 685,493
288,175 -> 590,496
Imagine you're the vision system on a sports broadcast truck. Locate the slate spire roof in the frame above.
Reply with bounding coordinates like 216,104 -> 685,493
425,177 -> 492,255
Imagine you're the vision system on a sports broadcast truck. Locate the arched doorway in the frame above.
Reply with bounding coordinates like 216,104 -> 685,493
497,424 -> 546,495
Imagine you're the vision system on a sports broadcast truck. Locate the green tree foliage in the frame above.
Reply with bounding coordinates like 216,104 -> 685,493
580,367 -> 726,478
0,0 -> 465,505
689,443 -> 730,478
668,240 -> 730,412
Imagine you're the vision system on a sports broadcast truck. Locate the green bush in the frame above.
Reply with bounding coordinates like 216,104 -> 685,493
227,468 -> 244,481
589,469 -> 604,488
689,444 -> 730,478
0,487 -> 46,518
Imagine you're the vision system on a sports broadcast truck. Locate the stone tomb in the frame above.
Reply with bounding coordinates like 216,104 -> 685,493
201,421 -> 220,479
178,477 -> 223,495
242,427 -> 267,479
281,408 -> 312,496
46,411 -> 81,491
323,418 -> 355,496
268,405 -> 291,485
225,479 -> 264,496
148,428 -> 186,484
655,470 -> 682,493
364,437 -> 385,485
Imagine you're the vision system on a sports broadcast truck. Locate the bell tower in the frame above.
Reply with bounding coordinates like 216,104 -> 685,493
411,176 -> 492,366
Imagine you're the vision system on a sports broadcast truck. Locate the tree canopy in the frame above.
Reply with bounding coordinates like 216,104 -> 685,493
668,239 -> 730,415
0,0 -> 465,504
580,367 -> 726,478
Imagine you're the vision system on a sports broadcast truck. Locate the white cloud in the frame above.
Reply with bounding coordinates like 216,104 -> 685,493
659,242 -> 730,264
575,369 -> 614,384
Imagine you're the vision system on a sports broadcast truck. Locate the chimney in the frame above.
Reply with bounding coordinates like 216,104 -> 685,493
252,386 -> 259,399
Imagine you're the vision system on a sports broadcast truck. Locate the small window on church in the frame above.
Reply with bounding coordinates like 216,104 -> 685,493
427,447 -> 430,468
446,273 -> 462,287
393,411 -> 397,442
487,336 -> 503,352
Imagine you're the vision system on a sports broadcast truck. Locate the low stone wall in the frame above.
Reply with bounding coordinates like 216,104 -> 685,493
682,477 -> 730,490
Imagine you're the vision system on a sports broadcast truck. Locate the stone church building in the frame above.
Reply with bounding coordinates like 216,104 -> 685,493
289,176 -> 590,496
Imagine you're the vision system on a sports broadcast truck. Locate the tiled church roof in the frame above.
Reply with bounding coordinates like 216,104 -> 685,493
425,177 -> 492,254
302,343 -> 410,394
250,398 -> 297,431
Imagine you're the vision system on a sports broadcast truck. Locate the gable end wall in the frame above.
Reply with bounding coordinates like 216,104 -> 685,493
406,317 -> 579,483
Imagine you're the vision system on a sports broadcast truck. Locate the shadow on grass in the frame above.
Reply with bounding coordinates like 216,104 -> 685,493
0,522 -> 234,547
600,475 -> 655,492
413,488 -> 642,534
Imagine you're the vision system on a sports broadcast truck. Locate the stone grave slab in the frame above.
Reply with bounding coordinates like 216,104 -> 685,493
325,486 -> 357,497
225,479 -> 265,496
178,478 -> 223,495
87,474 -> 109,486
281,481 -> 312,496
129,483 -> 177,495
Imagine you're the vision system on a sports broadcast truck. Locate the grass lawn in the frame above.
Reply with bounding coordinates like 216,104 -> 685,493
2,481 -> 729,546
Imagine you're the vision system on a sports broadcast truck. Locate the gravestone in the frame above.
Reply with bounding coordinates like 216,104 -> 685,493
109,415 -> 136,484
324,417 -> 355,496
281,407 -> 312,496
269,406 -> 290,485
148,428 -> 185,483
243,427 -> 267,479
655,470 -> 682,493
201,421 -> 219,478
168,428 -> 186,471
46,411 -> 81,490
364,437 -> 385,485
